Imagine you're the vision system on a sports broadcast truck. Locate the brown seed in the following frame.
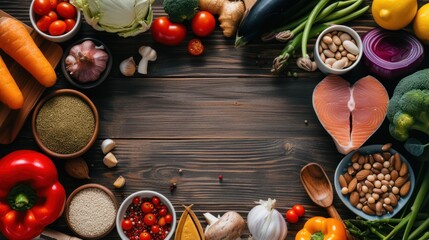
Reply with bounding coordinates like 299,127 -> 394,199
351,151 -> 361,163
395,177 -> 407,188
350,191 -> 359,206
367,202 -> 377,211
348,178 -> 358,192
383,151 -> 391,161
373,153 -> 384,163
339,175 -> 348,188
400,181 -> 411,197
391,170 -> 399,181
376,201 -> 383,216
356,169 -> 372,181
373,188 -> 383,194
362,205 -> 375,215
399,162 -> 408,177
365,180 -> 374,189
372,162 -> 383,170
358,155 -> 366,165
64,158 -> 90,179
369,154 -> 375,164
394,153 -> 401,171
348,166 -> 355,175
389,193 -> 398,207
381,168 -> 390,175
383,204 -> 394,213
382,143 -> 392,152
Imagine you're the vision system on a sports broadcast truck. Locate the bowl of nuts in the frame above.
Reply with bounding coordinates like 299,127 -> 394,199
334,144 -> 415,220
314,25 -> 363,75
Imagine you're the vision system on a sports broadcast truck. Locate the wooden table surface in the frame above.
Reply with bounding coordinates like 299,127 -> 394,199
1,0 -> 428,239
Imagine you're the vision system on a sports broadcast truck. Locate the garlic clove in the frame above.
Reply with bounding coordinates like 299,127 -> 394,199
113,176 -> 126,188
101,138 -> 116,154
119,57 -> 136,76
103,152 -> 118,168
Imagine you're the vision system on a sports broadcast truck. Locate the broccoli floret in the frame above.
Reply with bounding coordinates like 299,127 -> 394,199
163,0 -> 199,23
387,69 -> 429,141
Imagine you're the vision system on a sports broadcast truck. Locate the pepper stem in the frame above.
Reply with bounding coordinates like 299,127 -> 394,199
311,232 -> 324,240
7,184 -> 36,211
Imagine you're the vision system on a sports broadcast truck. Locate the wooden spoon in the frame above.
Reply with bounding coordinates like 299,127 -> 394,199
300,163 -> 354,240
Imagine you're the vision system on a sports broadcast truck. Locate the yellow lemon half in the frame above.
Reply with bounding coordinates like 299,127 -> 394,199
414,3 -> 429,44
372,0 -> 418,30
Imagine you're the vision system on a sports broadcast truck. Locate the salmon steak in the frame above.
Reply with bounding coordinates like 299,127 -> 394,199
312,75 -> 389,154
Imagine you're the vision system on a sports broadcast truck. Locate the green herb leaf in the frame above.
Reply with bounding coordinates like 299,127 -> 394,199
404,138 -> 429,157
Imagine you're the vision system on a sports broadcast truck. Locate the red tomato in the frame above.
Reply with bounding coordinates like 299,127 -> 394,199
187,39 -> 205,56
151,225 -> 160,234
132,196 -> 140,205
285,209 -> 299,223
36,15 -> 52,32
151,196 -> 160,206
151,17 -> 186,46
121,219 -> 133,231
139,232 -> 151,240
191,11 -> 216,37
158,208 -> 167,216
143,213 -> 157,226
48,20 -> 66,36
64,18 -> 76,32
157,217 -> 166,226
49,0 -> 57,10
292,204 -> 305,217
33,0 -> 51,15
47,11 -> 58,21
164,214 -> 173,224
141,202 -> 154,213
56,2 -> 77,19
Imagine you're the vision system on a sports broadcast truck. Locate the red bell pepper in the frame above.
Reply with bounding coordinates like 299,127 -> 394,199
0,150 -> 66,240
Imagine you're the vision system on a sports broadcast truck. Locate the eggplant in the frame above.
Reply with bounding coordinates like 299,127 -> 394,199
235,0 -> 312,47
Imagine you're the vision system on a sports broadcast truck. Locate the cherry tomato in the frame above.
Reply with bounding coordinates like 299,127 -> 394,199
285,209 -> 299,223
56,2 -> 77,19
151,225 -> 160,234
292,204 -> 305,217
191,11 -> 216,37
151,17 -> 186,46
47,11 -> 58,21
139,232 -> 151,240
151,196 -> 160,206
143,213 -> 157,226
187,39 -> 205,56
157,217 -> 166,226
165,214 -> 173,224
64,18 -> 76,32
158,208 -> 167,216
36,15 -> 52,32
121,219 -> 133,231
132,196 -> 140,205
49,0 -> 57,10
33,0 -> 52,15
48,20 -> 66,36
141,202 -> 154,213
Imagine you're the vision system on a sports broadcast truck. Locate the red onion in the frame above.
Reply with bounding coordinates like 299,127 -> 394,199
362,28 -> 424,80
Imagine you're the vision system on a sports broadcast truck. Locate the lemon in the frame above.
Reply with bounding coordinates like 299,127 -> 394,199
414,3 -> 429,44
371,0 -> 418,30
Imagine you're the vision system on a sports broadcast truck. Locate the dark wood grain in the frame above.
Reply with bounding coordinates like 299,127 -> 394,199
1,0 -> 428,239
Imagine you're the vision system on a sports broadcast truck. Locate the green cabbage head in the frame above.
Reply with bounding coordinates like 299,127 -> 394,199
71,0 -> 154,37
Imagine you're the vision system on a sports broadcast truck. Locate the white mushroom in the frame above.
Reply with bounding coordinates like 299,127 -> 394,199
138,46 -> 157,74
204,211 -> 245,240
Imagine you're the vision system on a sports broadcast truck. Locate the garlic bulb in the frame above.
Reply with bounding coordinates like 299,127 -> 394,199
119,57 -> 136,76
247,198 -> 287,240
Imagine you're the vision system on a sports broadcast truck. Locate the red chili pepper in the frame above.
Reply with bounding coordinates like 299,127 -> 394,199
0,150 -> 66,240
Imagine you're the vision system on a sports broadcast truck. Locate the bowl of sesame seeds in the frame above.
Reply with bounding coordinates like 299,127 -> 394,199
65,184 -> 118,239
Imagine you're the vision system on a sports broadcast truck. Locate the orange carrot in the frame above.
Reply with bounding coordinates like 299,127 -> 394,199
0,55 -> 24,109
0,17 -> 56,87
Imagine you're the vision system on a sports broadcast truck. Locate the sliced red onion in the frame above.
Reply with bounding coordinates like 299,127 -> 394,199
363,28 -> 424,80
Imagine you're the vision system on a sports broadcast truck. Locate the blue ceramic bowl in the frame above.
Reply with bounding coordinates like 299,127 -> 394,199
334,145 -> 415,220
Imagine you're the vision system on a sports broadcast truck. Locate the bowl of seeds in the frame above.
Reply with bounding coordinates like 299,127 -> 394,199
334,144 -> 415,220
65,184 -> 118,239
314,25 -> 363,75
32,89 -> 99,159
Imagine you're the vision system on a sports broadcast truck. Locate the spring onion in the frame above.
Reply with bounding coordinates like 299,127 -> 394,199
362,28 -> 424,80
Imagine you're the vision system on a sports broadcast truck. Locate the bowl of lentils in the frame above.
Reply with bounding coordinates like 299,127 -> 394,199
334,144 -> 415,220
116,190 -> 177,240
32,89 -> 99,159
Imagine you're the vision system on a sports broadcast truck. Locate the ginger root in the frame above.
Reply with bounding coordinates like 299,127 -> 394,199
200,0 -> 245,37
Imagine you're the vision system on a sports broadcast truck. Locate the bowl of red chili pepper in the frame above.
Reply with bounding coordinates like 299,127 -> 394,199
116,190 -> 177,240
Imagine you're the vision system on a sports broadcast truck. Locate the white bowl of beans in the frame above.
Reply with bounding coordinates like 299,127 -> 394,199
314,25 -> 363,75
116,190 -> 177,240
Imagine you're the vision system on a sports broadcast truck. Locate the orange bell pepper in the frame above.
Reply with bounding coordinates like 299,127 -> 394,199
295,216 -> 346,240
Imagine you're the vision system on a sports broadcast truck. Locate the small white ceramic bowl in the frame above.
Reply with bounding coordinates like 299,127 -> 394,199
314,25 -> 363,75
116,190 -> 177,240
334,145 -> 415,221
29,0 -> 81,42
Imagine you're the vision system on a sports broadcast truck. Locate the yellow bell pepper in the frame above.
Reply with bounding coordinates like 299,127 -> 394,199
295,216 -> 346,240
